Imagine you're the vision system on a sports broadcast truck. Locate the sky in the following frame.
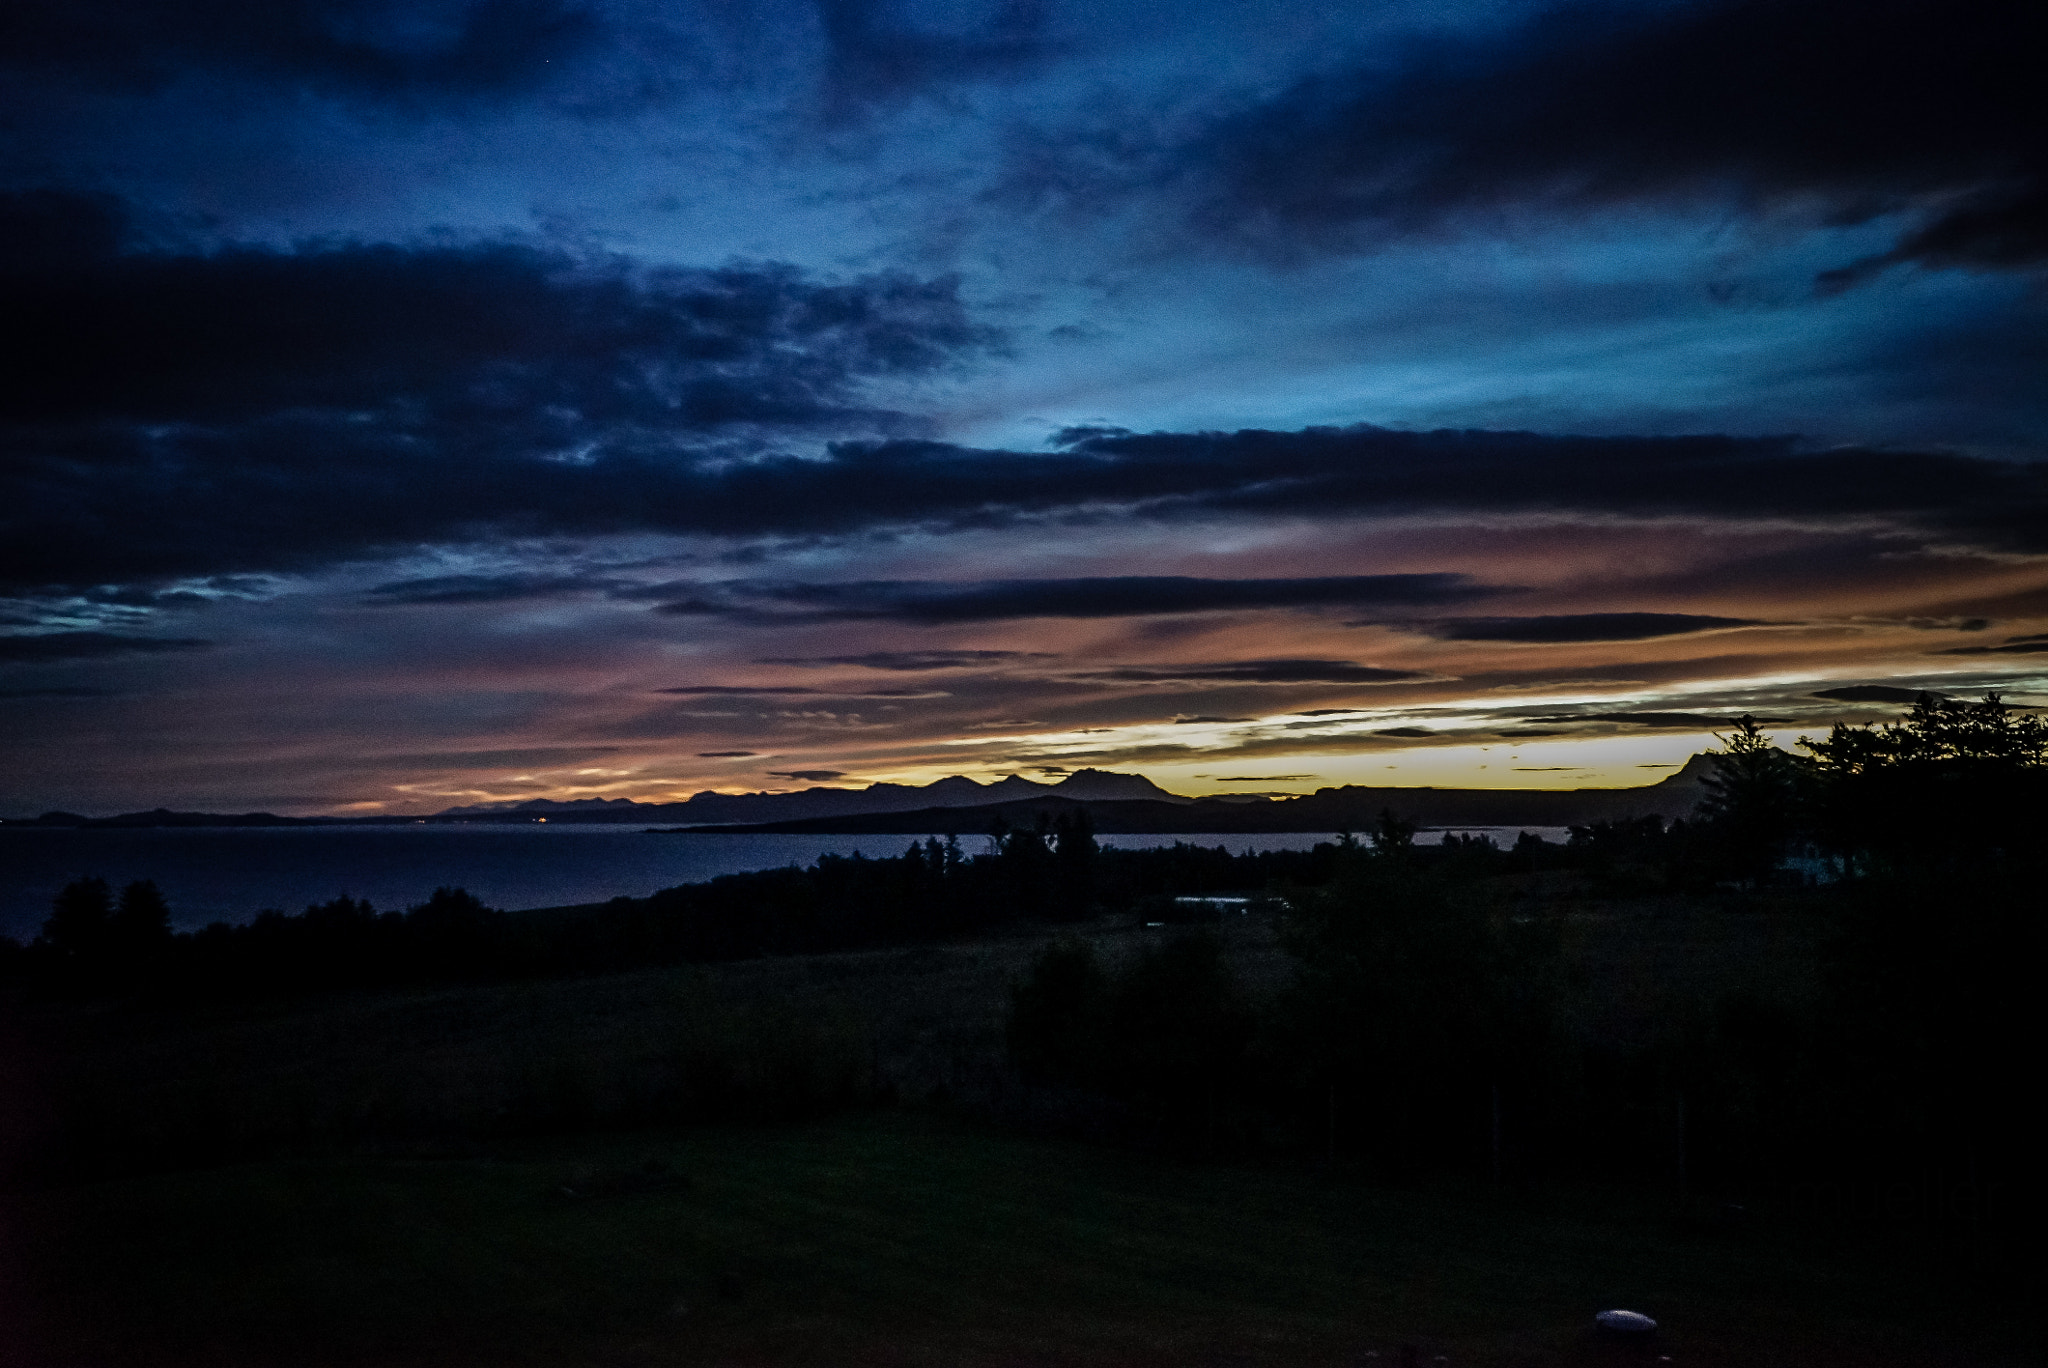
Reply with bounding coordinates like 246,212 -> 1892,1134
2,0 -> 2044,815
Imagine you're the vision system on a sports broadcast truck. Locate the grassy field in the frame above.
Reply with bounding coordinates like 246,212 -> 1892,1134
5,896 -> 2011,1367
0,917 -> 1296,1175
8,1107 -> 2014,1368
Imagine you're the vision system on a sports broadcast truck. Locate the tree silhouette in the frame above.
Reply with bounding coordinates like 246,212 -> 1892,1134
1801,693 -> 2047,871
105,879 -> 175,985
1277,836 -> 1566,1170
1007,941 -> 1110,1088
39,876 -> 113,968
112,879 -> 172,948
1050,808 -> 1099,919
1698,715 -> 1810,886
1369,808 -> 1418,857
1105,930 -> 1253,1132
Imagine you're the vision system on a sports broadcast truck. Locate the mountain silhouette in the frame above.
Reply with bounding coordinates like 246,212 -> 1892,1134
432,768 -> 1192,825
4,762 -> 1710,829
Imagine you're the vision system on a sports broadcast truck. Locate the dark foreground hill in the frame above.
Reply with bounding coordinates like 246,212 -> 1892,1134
4,900 -> 2024,1368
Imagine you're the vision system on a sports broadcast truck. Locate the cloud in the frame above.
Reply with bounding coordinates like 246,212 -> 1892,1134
1375,727 -> 1434,738
1532,710 -> 1784,729
1819,185 -> 2048,293
362,573 -> 626,605
1420,613 -> 1763,643
1077,659 -> 1429,685
815,0 -> 1056,123
1214,774 -> 1315,781
755,649 -> 1056,670
373,745 -> 622,767
696,750 -> 758,757
0,685 -> 114,698
658,573 -> 1497,623
1042,426 -> 2048,549
0,0 -> 603,103
1940,633 -> 2048,655
1174,714 -> 1253,724
655,683 -> 948,698
1811,685 -> 1946,703
656,686 -> 823,696
0,632 -> 211,663
10,202 -> 2047,603
1097,0 -> 2045,283
0,191 -> 988,592
767,769 -> 846,782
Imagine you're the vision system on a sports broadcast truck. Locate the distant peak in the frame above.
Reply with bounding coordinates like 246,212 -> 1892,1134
1046,768 -> 1193,803
1655,753 -> 1721,786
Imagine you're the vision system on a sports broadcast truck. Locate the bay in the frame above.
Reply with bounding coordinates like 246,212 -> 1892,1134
0,824 -> 1569,940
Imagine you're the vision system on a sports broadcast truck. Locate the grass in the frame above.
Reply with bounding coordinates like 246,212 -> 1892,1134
5,894 -> 2001,1367
9,1108 -> 2012,1368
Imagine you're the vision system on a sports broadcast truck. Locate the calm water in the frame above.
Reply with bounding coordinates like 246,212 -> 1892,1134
0,824 -> 1570,940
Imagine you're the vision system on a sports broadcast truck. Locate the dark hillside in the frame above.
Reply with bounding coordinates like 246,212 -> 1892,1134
670,766 -> 1708,835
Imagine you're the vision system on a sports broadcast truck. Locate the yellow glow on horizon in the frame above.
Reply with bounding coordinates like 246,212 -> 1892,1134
842,725 -> 1750,795
1145,730 -> 1732,793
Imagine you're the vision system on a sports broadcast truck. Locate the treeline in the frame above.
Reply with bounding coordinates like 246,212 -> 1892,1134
2,815 -> 1426,998
1560,691 -> 2048,890
1003,695 -> 2045,1255
1008,852 -> 2038,1245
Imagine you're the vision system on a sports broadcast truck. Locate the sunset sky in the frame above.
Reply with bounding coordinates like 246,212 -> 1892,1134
3,0 -> 2044,815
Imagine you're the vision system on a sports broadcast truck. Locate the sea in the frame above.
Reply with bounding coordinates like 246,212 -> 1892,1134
0,824 -> 1574,941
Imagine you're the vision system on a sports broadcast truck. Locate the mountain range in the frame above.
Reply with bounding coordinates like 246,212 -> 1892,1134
656,756 -> 1716,835
5,760 -> 1712,831
434,769 -> 1192,824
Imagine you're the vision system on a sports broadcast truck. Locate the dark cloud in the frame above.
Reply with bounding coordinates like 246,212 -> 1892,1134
1119,0 -> 2045,283
373,745 -> 621,767
1811,685 -> 1946,703
1533,710 -> 1785,729
1942,635 -> 2048,655
816,0 -> 1055,122
655,683 -> 948,698
0,632 -> 211,663
2,195 -> 983,429
1375,727 -> 1434,738
1033,426 -> 2048,554
1421,613 -> 1764,643
767,769 -> 846,782
1820,185 -> 2048,293
0,0 -> 602,103
1174,714 -> 1253,724
0,191 -> 987,592
1215,775 -> 1314,781
697,750 -> 758,757
755,649 -> 1056,670
655,686 -> 823,695
656,683 -> 951,700
1077,659 -> 1429,686
658,573 -> 1497,623
362,573 -> 626,605
0,685 -> 113,698
10,192 -> 2047,602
